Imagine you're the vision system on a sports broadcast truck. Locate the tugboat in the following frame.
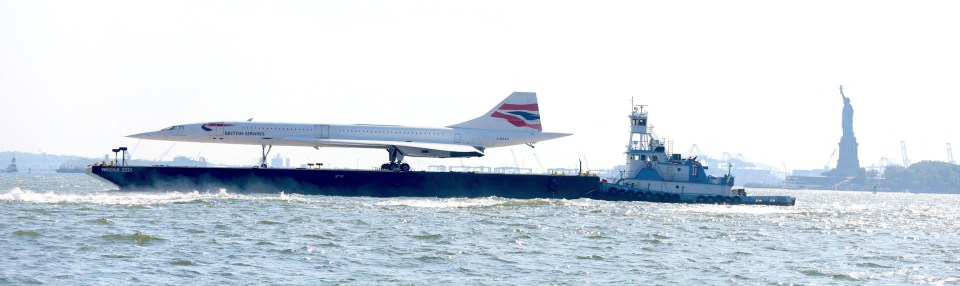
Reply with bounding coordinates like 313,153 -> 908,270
4,156 -> 18,173
594,102 -> 796,205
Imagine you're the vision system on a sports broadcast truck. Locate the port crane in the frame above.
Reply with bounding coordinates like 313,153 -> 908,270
901,141 -> 911,167
948,143 -> 955,164
824,147 -> 837,171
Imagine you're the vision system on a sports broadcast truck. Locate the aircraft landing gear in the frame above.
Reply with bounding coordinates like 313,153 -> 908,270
381,147 -> 411,171
258,144 -> 273,168
380,163 -> 411,172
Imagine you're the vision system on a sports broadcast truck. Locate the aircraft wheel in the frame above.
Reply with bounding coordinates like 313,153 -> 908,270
389,163 -> 399,170
381,163 -> 392,170
399,163 -> 411,172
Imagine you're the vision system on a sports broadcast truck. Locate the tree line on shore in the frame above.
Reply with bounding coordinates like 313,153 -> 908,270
882,161 -> 960,194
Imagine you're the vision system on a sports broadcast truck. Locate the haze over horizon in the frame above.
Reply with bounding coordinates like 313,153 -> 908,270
2,1 -> 958,172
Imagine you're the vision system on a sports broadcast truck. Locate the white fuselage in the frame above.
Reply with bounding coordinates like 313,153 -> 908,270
132,121 -> 568,158
129,92 -> 570,166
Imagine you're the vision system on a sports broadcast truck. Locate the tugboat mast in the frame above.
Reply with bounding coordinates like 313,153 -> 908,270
627,101 -> 655,153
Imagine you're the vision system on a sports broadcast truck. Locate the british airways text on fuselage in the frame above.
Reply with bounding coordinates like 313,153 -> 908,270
224,131 -> 266,136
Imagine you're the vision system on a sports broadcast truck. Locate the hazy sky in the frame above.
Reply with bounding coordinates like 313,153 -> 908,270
2,1 -> 958,172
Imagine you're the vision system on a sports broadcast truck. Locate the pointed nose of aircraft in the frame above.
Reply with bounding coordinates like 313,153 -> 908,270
127,131 -> 155,139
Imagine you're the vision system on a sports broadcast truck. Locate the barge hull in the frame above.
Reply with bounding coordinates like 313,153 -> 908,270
88,166 -> 600,199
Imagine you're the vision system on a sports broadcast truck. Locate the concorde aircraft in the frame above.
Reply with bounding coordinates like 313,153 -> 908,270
128,92 -> 570,171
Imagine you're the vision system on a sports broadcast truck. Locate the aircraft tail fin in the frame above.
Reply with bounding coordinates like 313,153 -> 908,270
448,92 -> 543,131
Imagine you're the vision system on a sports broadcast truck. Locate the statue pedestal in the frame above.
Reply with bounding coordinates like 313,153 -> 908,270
835,134 -> 861,176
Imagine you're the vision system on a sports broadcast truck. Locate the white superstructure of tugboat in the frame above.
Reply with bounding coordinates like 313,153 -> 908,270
598,102 -> 795,205
622,104 -> 735,197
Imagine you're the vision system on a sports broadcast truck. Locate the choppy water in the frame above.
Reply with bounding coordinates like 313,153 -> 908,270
1,173 -> 959,285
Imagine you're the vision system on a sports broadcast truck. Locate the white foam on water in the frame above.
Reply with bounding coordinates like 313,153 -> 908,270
667,204 -> 798,215
375,197 -> 594,209
558,199 -> 594,207
376,197 -> 505,208
0,187 -> 312,205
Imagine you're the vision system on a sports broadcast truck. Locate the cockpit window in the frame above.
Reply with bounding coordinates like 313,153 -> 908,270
160,125 -> 184,131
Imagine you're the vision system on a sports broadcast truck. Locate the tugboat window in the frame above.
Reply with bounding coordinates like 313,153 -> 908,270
631,119 -> 648,126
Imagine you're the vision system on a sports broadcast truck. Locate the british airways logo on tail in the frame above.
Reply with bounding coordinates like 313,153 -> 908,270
201,123 -> 233,131
490,103 -> 542,131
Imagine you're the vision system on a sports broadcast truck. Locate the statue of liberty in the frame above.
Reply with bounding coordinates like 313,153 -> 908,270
835,85 -> 860,175
841,85 -> 854,137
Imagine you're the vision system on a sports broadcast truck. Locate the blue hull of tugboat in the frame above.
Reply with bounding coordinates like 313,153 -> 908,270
596,182 -> 796,206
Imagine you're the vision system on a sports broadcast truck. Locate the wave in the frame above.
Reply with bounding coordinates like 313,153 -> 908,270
376,197 -> 504,208
0,187 -> 314,205
12,230 -> 42,237
374,197 -> 594,209
667,204 -> 799,215
99,232 -> 164,245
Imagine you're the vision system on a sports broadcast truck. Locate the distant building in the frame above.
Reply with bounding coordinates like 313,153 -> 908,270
170,156 -> 208,167
791,169 -> 823,177
270,154 -> 285,168
697,154 -> 783,186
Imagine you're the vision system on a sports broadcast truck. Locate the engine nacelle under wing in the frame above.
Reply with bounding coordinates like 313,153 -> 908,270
395,145 -> 484,158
